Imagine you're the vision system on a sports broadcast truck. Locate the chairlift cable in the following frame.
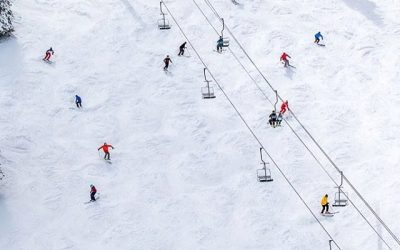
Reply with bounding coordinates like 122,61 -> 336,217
198,0 -> 400,248
192,0 -> 338,185
161,1 -> 341,249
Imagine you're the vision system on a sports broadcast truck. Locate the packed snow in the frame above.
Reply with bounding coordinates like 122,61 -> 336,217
1,0 -> 399,249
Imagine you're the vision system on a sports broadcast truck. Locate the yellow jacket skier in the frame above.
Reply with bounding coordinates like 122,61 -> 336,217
321,194 -> 329,214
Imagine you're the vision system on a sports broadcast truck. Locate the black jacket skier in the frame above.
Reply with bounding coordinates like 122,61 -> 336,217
163,55 -> 172,70
269,110 -> 277,126
178,42 -> 187,56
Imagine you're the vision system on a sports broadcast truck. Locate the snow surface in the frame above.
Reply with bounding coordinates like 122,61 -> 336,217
1,0 -> 400,249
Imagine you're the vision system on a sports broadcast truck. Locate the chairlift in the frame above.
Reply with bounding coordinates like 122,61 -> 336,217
274,90 -> 278,112
257,148 -> 273,182
201,68 -> 215,99
158,1 -> 171,30
332,171 -> 348,207
219,18 -> 230,47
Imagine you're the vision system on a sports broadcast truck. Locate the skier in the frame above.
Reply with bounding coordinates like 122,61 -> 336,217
98,142 -> 114,160
321,194 -> 329,214
178,42 -> 187,56
276,112 -> 283,126
43,47 -> 54,61
90,184 -> 97,201
269,110 -> 277,127
217,36 -> 224,53
280,52 -> 291,67
75,95 -> 82,108
163,55 -> 172,71
280,100 -> 289,114
314,31 -> 324,44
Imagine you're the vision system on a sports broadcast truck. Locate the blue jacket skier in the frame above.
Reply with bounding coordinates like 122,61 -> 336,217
314,32 -> 323,44
276,112 -> 283,126
75,95 -> 82,108
217,36 -> 224,52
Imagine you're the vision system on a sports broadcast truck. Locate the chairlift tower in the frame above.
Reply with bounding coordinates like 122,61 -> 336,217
257,148 -> 273,182
158,1 -> 171,30
332,171 -> 348,207
201,68 -> 216,99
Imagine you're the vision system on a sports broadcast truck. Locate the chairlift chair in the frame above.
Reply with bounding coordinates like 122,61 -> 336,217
158,2 -> 171,30
257,148 -> 273,182
158,18 -> 171,30
222,38 -> 230,47
220,18 -> 230,47
257,168 -> 272,182
333,189 -> 348,207
202,68 -> 216,99
332,171 -> 348,207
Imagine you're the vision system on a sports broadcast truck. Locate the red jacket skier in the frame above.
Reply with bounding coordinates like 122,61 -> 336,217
43,47 -> 54,61
280,100 -> 289,114
90,184 -> 97,201
280,52 -> 291,67
98,142 -> 114,160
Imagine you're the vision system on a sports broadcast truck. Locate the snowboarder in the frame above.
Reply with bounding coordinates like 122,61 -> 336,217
276,112 -> 283,126
178,42 -> 187,56
217,36 -> 224,53
280,52 -> 291,67
314,32 -> 324,44
43,47 -> 54,61
269,110 -> 277,127
280,100 -> 289,114
75,95 -> 82,108
163,55 -> 172,71
98,142 -> 114,160
90,184 -> 97,201
321,194 -> 329,214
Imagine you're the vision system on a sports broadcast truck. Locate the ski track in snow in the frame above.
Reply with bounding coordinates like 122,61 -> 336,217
0,0 -> 399,249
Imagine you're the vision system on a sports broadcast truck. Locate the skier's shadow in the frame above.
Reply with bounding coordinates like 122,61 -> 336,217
285,67 -> 295,79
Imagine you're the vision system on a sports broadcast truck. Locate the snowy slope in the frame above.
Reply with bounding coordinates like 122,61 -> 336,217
0,0 -> 399,249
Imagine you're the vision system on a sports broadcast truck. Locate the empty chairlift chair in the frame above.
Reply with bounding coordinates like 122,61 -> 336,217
333,171 -> 348,207
201,68 -> 215,99
158,1 -> 171,30
257,148 -> 273,182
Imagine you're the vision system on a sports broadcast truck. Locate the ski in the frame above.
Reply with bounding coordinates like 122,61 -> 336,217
321,211 -> 338,217
84,197 -> 100,204
42,59 -> 54,64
